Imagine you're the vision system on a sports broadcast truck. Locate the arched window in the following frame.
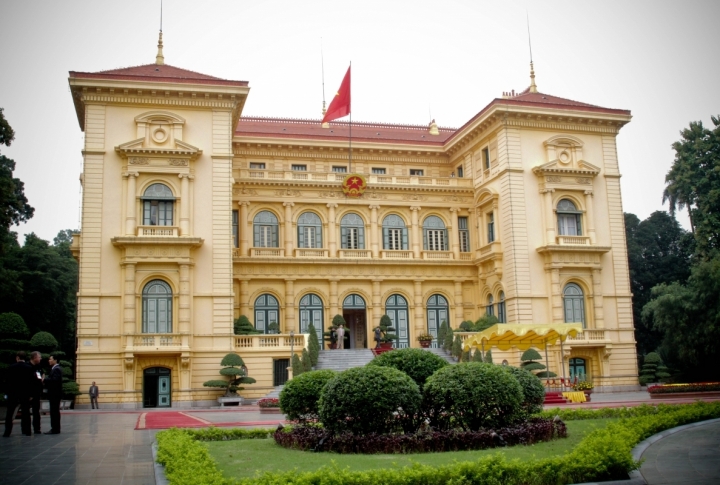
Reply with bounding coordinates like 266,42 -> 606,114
297,212 -> 323,248
557,199 -> 582,236
426,294 -> 449,348
486,295 -> 494,317
299,294 -> 323,343
340,213 -> 365,249
385,295 -> 409,348
563,283 -> 586,327
254,294 -> 280,334
382,214 -> 408,250
423,216 -> 448,251
253,211 -> 279,248
142,183 -> 174,226
497,291 -> 506,323
142,280 -> 173,333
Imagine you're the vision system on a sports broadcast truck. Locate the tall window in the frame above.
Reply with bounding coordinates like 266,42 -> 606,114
254,294 -> 279,334
423,216 -> 448,251
557,199 -> 582,236
232,210 -> 239,248
482,147 -> 490,170
486,295 -> 494,317
298,212 -> 323,248
497,291 -> 506,323
487,213 -> 495,243
299,294 -> 323,343
458,217 -> 470,252
382,214 -> 408,250
426,294 -> 448,349
563,283 -> 586,327
253,211 -> 279,247
340,213 -> 365,249
142,183 -> 174,226
142,280 -> 173,333
456,165 -> 464,178
386,295 -> 409,348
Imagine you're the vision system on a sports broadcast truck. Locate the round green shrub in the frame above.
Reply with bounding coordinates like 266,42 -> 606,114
503,366 -> 546,415
0,313 -> 29,339
279,369 -> 336,422
30,331 -> 58,351
423,362 -> 524,431
319,366 -> 421,435
366,347 -> 448,386
0,338 -> 31,351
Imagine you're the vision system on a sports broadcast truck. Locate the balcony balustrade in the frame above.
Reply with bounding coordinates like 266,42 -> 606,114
126,333 -> 186,351
422,250 -> 452,260
338,249 -> 371,258
380,250 -> 413,259
556,235 -> 591,246
566,329 -> 607,342
137,225 -> 179,237
294,248 -> 329,258
233,333 -> 308,352
237,169 -> 472,188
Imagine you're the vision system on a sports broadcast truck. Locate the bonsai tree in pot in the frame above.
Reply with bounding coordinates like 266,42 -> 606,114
378,314 -> 397,348
267,321 -> 280,334
203,353 -> 256,400
520,348 -> 556,378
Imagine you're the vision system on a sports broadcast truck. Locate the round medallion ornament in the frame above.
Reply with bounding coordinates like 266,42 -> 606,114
342,174 -> 367,198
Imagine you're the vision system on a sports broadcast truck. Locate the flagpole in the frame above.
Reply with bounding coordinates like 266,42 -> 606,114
349,61 -> 352,173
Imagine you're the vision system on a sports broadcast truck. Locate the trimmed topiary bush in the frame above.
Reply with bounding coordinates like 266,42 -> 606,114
443,325 -> 454,352
473,349 -> 484,362
202,353 -> 256,396
307,322 -> 320,366
504,366 -> 546,415
423,362 -> 524,431
301,348 -> 312,372
451,334 -> 462,360
437,320 -> 448,346
234,315 -> 260,335
291,353 -> 303,377
0,313 -> 29,339
30,331 -> 58,352
367,347 -> 448,387
484,349 -> 493,364
279,369 -> 336,422
319,366 -> 421,435
639,351 -> 667,385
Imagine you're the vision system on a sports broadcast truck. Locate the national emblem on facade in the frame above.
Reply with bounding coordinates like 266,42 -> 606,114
342,173 -> 367,197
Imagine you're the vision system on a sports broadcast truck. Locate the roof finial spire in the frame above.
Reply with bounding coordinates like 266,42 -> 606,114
527,12 -> 537,93
321,38 -> 329,128
156,0 -> 164,65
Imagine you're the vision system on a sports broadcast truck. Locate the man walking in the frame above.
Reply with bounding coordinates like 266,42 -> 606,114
89,382 -> 99,409
29,351 -> 44,434
44,355 -> 63,435
3,351 -> 34,437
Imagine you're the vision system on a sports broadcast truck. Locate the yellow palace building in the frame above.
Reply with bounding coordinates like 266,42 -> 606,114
69,37 -> 639,408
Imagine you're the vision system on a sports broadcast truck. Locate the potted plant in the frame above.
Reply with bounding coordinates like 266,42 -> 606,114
573,380 -> 594,401
267,321 -> 280,334
203,353 -> 256,406
416,333 -> 434,348
257,398 -> 283,414
378,315 -> 396,349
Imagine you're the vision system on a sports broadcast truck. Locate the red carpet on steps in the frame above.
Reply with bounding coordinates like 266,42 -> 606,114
544,392 -> 569,405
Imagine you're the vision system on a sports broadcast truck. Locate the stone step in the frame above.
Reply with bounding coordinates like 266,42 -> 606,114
422,347 -> 457,364
315,349 -> 374,371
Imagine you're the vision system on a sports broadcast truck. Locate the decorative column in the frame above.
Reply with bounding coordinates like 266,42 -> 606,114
327,203 -> 338,258
369,205 -> 380,258
285,279 -> 296,333
283,202 -> 294,257
372,279 -> 382,328
239,279 -> 249,317
122,262 -> 137,335
543,189 -> 556,244
329,278 -> 339,320
124,172 -> 138,235
584,190 -> 596,244
475,208 -> 484,248
450,207 -> 460,259
591,268 -> 605,328
454,280 -> 464,324
551,268 -> 563,322
410,206 -> 421,259
179,264 -> 191,335
239,201 -> 250,256
414,280 -> 424,337
178,174 -> 191,236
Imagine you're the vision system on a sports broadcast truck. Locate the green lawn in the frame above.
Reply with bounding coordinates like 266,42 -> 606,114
207,419 -> 615,479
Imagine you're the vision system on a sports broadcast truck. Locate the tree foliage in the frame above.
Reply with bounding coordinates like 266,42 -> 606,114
307,322 -> 320,366
367,347 -> 448,387
234,315 -> 259,335
0,312 -> 29,339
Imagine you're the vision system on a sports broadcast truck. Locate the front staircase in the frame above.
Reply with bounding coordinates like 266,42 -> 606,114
315,349 -> 375,372
543,391 -> 569,405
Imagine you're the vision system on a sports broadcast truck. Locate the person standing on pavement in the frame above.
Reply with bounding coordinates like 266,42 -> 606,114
44,355 -> 63,434
89,382 -> 99,409
335,324 -> 345,350
374,326 -> 382,348
29,351 -> 44,434
3,351 -> 34,437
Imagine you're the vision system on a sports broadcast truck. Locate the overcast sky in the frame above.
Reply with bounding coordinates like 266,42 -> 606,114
1,0 -> 718,243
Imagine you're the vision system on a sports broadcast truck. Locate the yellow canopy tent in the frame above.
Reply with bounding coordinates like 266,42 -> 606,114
462,323 -> 583,381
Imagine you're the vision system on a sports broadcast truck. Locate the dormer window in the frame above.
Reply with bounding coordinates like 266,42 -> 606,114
142,183 -> 175,226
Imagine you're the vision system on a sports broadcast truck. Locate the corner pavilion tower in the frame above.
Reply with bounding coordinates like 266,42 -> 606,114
69,38 -> 638,408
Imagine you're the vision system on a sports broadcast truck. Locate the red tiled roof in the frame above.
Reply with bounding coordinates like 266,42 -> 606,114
235,117 -> 455,145
69,64 -> 248,87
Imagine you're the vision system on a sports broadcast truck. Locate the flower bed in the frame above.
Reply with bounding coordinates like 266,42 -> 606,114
648,382 -> 720,394
257,398 -> 283,414
273,418 -> 565,453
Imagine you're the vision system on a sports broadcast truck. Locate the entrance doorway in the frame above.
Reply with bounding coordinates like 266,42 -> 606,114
342,294 -> 367,349
273,359 -> 289,386
143,367 -> 171,408
569,358 -> 587,380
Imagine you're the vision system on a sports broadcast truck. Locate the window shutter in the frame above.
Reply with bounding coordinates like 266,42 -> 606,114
402,228 -> 408,250
271,224 -> 278,247
316,225 -> 323,248
143,201 -> 150,225
383,227 -> 389,249
423,230 -> 428,250
576,215 -> 582,236
254,226 -> 261,247
341,226 -> 348,249
298,226 -> 305,248
442,230 -> 448,251
358,227 -> 365,249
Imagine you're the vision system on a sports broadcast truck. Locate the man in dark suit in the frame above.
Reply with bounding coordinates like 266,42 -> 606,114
29,351 -> 44,434
3,351 -> 34,437
44,355 -> 63,435
89,382 -> 99,409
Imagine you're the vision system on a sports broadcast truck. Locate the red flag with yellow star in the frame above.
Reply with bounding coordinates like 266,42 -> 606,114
322,66 -> 351,123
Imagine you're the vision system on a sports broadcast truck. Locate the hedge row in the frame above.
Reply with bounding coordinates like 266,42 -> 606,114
538,403 -> 689,421
274,417 -> 565,454
648,382 -> 720,393
155,402 -> 720,485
